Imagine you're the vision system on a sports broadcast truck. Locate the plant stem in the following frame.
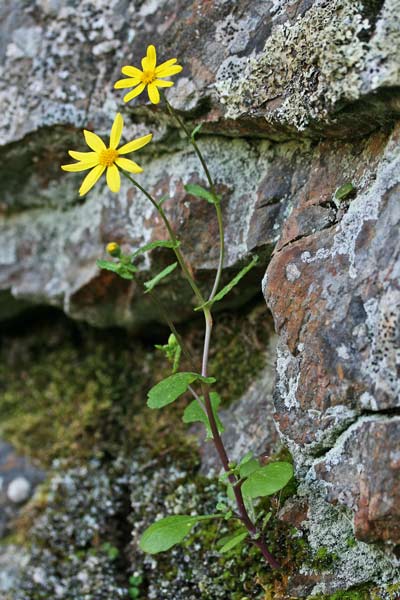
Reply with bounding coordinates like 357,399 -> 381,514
121,172 -> 205,307
160,98 -> 280,568
161,93 -> 224,302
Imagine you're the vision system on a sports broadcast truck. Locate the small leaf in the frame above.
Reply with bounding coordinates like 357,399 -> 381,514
182,392 -> 224,440
191,123 -> 203,138
241,462 -> 293,499
140,514 -> 223,554
97,259 -> 137,280
147,372 -> 216,409
239,458 -> 260,478
131,240 -> 179,259
184,183 -> 219,205
139,515 -> 199,554
195,256 -> 259,311
335,182 -> 356,201
157,194 -> 169,207
144,262 -> 178,293
218,530 -> 248,553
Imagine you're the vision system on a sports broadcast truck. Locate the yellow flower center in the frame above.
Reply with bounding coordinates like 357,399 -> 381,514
99,148 -> 118,167
141,69 -> 156,85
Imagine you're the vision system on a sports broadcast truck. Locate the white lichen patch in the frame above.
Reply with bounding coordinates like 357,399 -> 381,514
216,0 -> 400,130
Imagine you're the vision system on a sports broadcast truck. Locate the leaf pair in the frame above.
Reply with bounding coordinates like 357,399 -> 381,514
182,392 -> 224,439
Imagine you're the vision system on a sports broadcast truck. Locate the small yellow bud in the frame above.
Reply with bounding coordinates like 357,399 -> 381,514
106,242 -> 121,257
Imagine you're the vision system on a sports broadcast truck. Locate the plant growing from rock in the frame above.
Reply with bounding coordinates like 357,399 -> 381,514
62,44 -> 294,570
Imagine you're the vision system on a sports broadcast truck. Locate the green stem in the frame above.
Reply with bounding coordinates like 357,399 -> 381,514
161,93 -> 225,302
121,171 -> 205,307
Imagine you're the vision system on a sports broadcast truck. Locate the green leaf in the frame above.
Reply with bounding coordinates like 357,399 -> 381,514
195,256 -> 259,311
147,372 -> 216,409
241,462 -> 294,499
239,458 -> 260,478
139,516 -> 198,553
191,123 -> 203,139
218,530 -> 248,553
139,514 -> 222,554
184,183 -> 219,205
335,182 -> 356,201
182,392 -> 224,440
96,259 -> 137,280
144,262 -> 178,293
131,240 -> 180,259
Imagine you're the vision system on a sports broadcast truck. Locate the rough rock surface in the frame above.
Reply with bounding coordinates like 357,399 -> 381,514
1,0 -> 400,597
0,441 -> 45,538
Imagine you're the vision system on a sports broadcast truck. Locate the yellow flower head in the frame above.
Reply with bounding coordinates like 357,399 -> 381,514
114,44 -> 182,105
61,113 -> 152,196
106,242 -> 121,257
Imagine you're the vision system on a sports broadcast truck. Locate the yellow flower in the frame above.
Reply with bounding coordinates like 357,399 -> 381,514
106,242 -> 121,257
114,44 -> 182,105
61,113 -> 152,196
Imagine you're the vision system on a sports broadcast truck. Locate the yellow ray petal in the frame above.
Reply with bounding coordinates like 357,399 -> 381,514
114,77 -> 141,89
115,157 -> 143,174
79,164 -> 106,196
83,130 -> 106,153
118,133 -> 152,155
154,79 -> 174,88
61,161 -> 96,172
155,64 -> 183,78
155,58 -> 177,74
121,65 -> 143,78
68,150 -> 98,162
146,44 -> 157,70
147,82 -> 160,104
110,113 -> 123,149
123,83 -> 146,103
106,164 -> 121,193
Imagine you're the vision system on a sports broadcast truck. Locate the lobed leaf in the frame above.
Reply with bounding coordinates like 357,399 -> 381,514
182,392 -> 224,440
195,256 -> 259,311
144,262 -> 178,292
241,462 -> 293,499
147,372 -> 216,409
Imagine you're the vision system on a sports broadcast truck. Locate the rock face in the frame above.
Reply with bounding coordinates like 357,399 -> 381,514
1,0 -> 400,597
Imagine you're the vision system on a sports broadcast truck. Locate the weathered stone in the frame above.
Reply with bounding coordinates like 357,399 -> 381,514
0,441 -> 45,538
313,417 -> 400,544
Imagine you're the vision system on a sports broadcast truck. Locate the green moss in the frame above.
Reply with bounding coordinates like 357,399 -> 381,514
0,312 -> 186,466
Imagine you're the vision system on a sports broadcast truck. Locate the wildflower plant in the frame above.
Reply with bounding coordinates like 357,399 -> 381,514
62,44 -> 294,571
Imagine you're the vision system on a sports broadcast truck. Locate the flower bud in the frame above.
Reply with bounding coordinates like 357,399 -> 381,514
106,242 -> 121,257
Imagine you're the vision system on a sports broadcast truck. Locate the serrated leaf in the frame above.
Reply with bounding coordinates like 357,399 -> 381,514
195,256 -> 259,311
144,262 -> 178,293
147,372 -> 216,409
182,392 -> 224,440
97,259 -> 137,280
241,462 -> 293,499
139,514 -> 222,554
185,183 -> 219,205
191,123 -> 203,138
131,240 -> 180,259
218,530 -> 248,553
239,458 -> 261,478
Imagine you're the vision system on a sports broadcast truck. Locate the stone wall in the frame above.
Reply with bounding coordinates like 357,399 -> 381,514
0,0 -> 399,598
